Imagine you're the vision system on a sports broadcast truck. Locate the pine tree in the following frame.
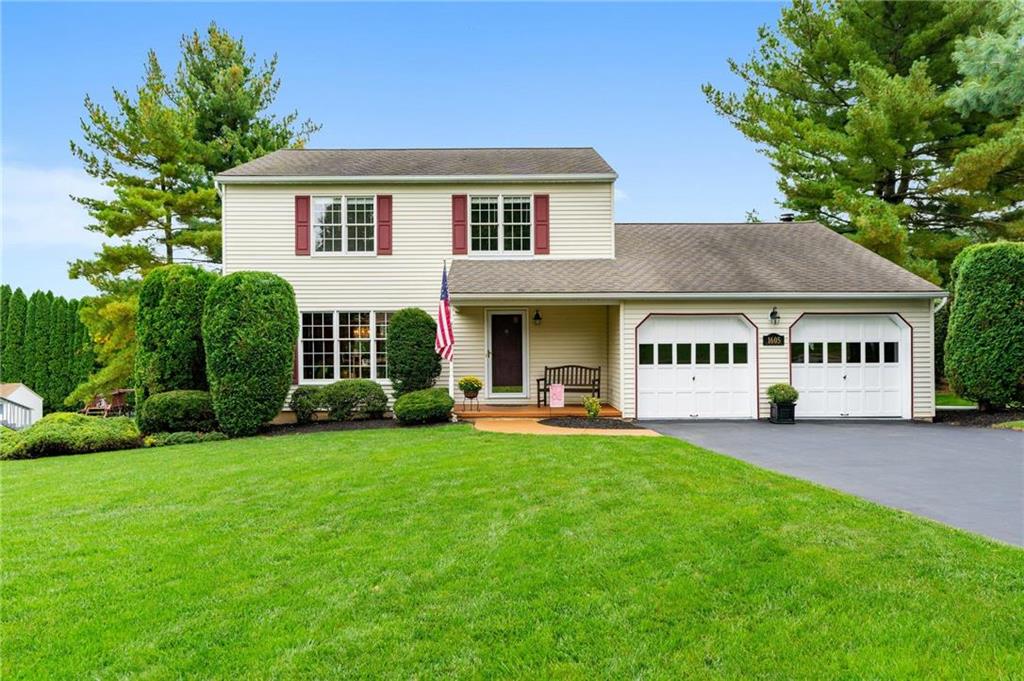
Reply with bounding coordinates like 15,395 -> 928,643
3,289 -> 28,383
703,0 -> 1016,282
22,292 -> 49,396
46,297 -> 70,410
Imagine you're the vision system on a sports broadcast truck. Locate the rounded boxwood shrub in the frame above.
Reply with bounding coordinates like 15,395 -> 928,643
945,242 -> 1024,410
203,271 -> 298,436
319,380 -> 388,420
288,385 -> 323,424
0,413 -> 141,460
767,383 -> 799,405
138,390 -> 217,434
135,265 -> 218,401
393,387 -> 454,425
387,307 -> 441,398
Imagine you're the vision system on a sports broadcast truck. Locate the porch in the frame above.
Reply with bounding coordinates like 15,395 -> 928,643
454,402 -> 623,420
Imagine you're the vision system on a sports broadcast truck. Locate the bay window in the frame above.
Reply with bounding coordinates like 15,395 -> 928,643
300,311 -> 391,381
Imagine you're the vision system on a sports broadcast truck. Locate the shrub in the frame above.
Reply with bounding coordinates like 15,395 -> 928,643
135,265 -> 218,401
144,431 -> 229,448
203,272 -> 298,436
288,386 -> 323,424
0,413 -> 141,460
458,376 -> 483,394
387,308 -> 441,398
582,396 -> 601,419
137,390 -> 217,435
945,242 -> 1024,410
393,388 -> 453,425
320,380 -> 388,420
767,383 -> 799,405
934,301 -> 949,384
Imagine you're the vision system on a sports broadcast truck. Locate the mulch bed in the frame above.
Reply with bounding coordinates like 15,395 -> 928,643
539,417 -> 644,430
262,418 -> 399,437
933,408 -> 1024,428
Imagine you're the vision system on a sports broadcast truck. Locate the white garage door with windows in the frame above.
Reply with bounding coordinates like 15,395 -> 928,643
637,315 -> 756,419
791,314 -> 910,419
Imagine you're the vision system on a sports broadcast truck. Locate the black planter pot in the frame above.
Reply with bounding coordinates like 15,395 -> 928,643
770,402 -> 796,424
463,389 -> 479,400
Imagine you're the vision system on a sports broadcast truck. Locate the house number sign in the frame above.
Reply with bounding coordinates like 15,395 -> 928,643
762,333 -> 785,347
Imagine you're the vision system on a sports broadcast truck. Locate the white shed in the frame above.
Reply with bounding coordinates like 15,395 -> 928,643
0,383 -> 44,430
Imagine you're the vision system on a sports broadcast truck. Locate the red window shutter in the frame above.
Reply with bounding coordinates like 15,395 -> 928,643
376,195 -> 393,255
295,195 -> 311,255
534,194 -> 550,255
452,194 -> 468,255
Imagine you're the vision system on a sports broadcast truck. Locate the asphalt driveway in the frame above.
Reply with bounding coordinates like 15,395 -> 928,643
642,420 -> 1024,546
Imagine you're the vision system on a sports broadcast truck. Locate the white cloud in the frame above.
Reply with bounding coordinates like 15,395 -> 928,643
2,164 -> 112,247
614,187 -> 629,202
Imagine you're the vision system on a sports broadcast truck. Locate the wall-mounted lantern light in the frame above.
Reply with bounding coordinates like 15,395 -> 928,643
533,310 -> 543,326
769,306 -> 780,325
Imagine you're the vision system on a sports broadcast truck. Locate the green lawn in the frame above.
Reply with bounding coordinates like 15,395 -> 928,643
3,426 -> 1022,679
936,390 -> 976,407
994,420 -> 1024,431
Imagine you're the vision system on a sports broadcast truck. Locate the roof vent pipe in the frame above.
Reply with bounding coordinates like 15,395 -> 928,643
779,213 -> 795,222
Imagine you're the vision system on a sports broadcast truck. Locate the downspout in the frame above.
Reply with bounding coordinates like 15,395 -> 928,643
933,296 -> 948,313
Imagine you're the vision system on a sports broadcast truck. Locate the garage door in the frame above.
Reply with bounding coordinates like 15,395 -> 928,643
637,315 -> 756,419
791,315 -> 909,418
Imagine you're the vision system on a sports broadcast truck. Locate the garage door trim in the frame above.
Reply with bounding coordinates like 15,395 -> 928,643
634,312 -> 760,419
788,312 -> 913,419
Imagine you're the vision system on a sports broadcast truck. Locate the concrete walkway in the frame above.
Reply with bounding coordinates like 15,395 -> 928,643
472,418 -> 659,437
642,420 -> 1024,546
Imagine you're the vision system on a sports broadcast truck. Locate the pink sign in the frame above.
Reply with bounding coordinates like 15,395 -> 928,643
549,383 -> 565,408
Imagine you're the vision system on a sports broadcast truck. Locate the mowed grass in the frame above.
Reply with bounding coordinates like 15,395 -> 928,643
936,390 -> 976,407
3,426 -> 1022,679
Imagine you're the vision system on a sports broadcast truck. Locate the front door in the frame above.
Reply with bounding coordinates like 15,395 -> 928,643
489,312 -> 525,396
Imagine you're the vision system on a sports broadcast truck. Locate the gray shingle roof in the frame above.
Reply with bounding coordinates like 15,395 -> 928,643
217,148 -> 616,179
448,222 -> 945,296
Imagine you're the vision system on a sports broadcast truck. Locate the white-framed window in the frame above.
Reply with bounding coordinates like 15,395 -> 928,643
470,195 -> 531,254
312,196 -> 375,254
300,310 -> 391,382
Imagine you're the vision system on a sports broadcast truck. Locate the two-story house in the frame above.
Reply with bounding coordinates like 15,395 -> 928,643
216,147 -> 946,421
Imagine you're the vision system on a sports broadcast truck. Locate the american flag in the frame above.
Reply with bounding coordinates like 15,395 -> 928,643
435,264 -> 454,361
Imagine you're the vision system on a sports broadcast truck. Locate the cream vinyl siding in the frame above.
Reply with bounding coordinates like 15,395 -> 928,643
452,305 -> 612,405
620,298 -> 936,420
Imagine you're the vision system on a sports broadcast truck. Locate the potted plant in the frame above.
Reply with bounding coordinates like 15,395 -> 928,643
458,375 -> 483,400
767,383 -> 799,424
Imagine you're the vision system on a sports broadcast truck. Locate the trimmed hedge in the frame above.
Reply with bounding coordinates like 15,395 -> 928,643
135,265 -> 217,401
319,380 -> 388,421
393,387 -> 453,425
0,413 -> 141,460
144,431 -> 229,448
387,308 -> 441,398
767,383 -> 799,405
288,386 -> 322,424
137,390 -> 217,434
203,272 -> 298,437
944,242 -> 1024,409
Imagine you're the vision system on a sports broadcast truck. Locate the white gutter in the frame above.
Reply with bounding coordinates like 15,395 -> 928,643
451,290 -> 948,302
214,173 -> 618,185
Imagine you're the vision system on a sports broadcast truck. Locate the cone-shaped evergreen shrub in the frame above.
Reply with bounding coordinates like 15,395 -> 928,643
386,307 -> 441,398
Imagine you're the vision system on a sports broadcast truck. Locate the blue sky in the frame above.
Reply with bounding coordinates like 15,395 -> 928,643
2,1 -> 784,298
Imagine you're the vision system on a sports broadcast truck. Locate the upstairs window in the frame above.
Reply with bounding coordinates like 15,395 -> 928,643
313,196 -> 375,254
470,195 -> 531,254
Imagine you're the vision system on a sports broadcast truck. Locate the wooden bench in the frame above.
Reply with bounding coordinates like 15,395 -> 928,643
536,365 -> 601,407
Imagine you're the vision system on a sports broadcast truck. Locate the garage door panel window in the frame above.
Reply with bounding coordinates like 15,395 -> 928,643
733,343 -> 748,364
639,344 -> 654,365
713,343 -> 729,364
846,342 -> 861,363
808,342 -> 824,363
695,343 -> 711,364
658,344 -> 673,364
791,342 -> 805,363
865,342 -> 880,363
676,343 -> 692,364
884,341 -> 899,363
827,342 -> 842,364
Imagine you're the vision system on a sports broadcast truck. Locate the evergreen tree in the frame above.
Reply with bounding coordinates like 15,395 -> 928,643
68,24 -> 317,401
46,297 -> 70,410
703,0 -> 1015,281
22,292 -> 50,395
3,289 -> 28,383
